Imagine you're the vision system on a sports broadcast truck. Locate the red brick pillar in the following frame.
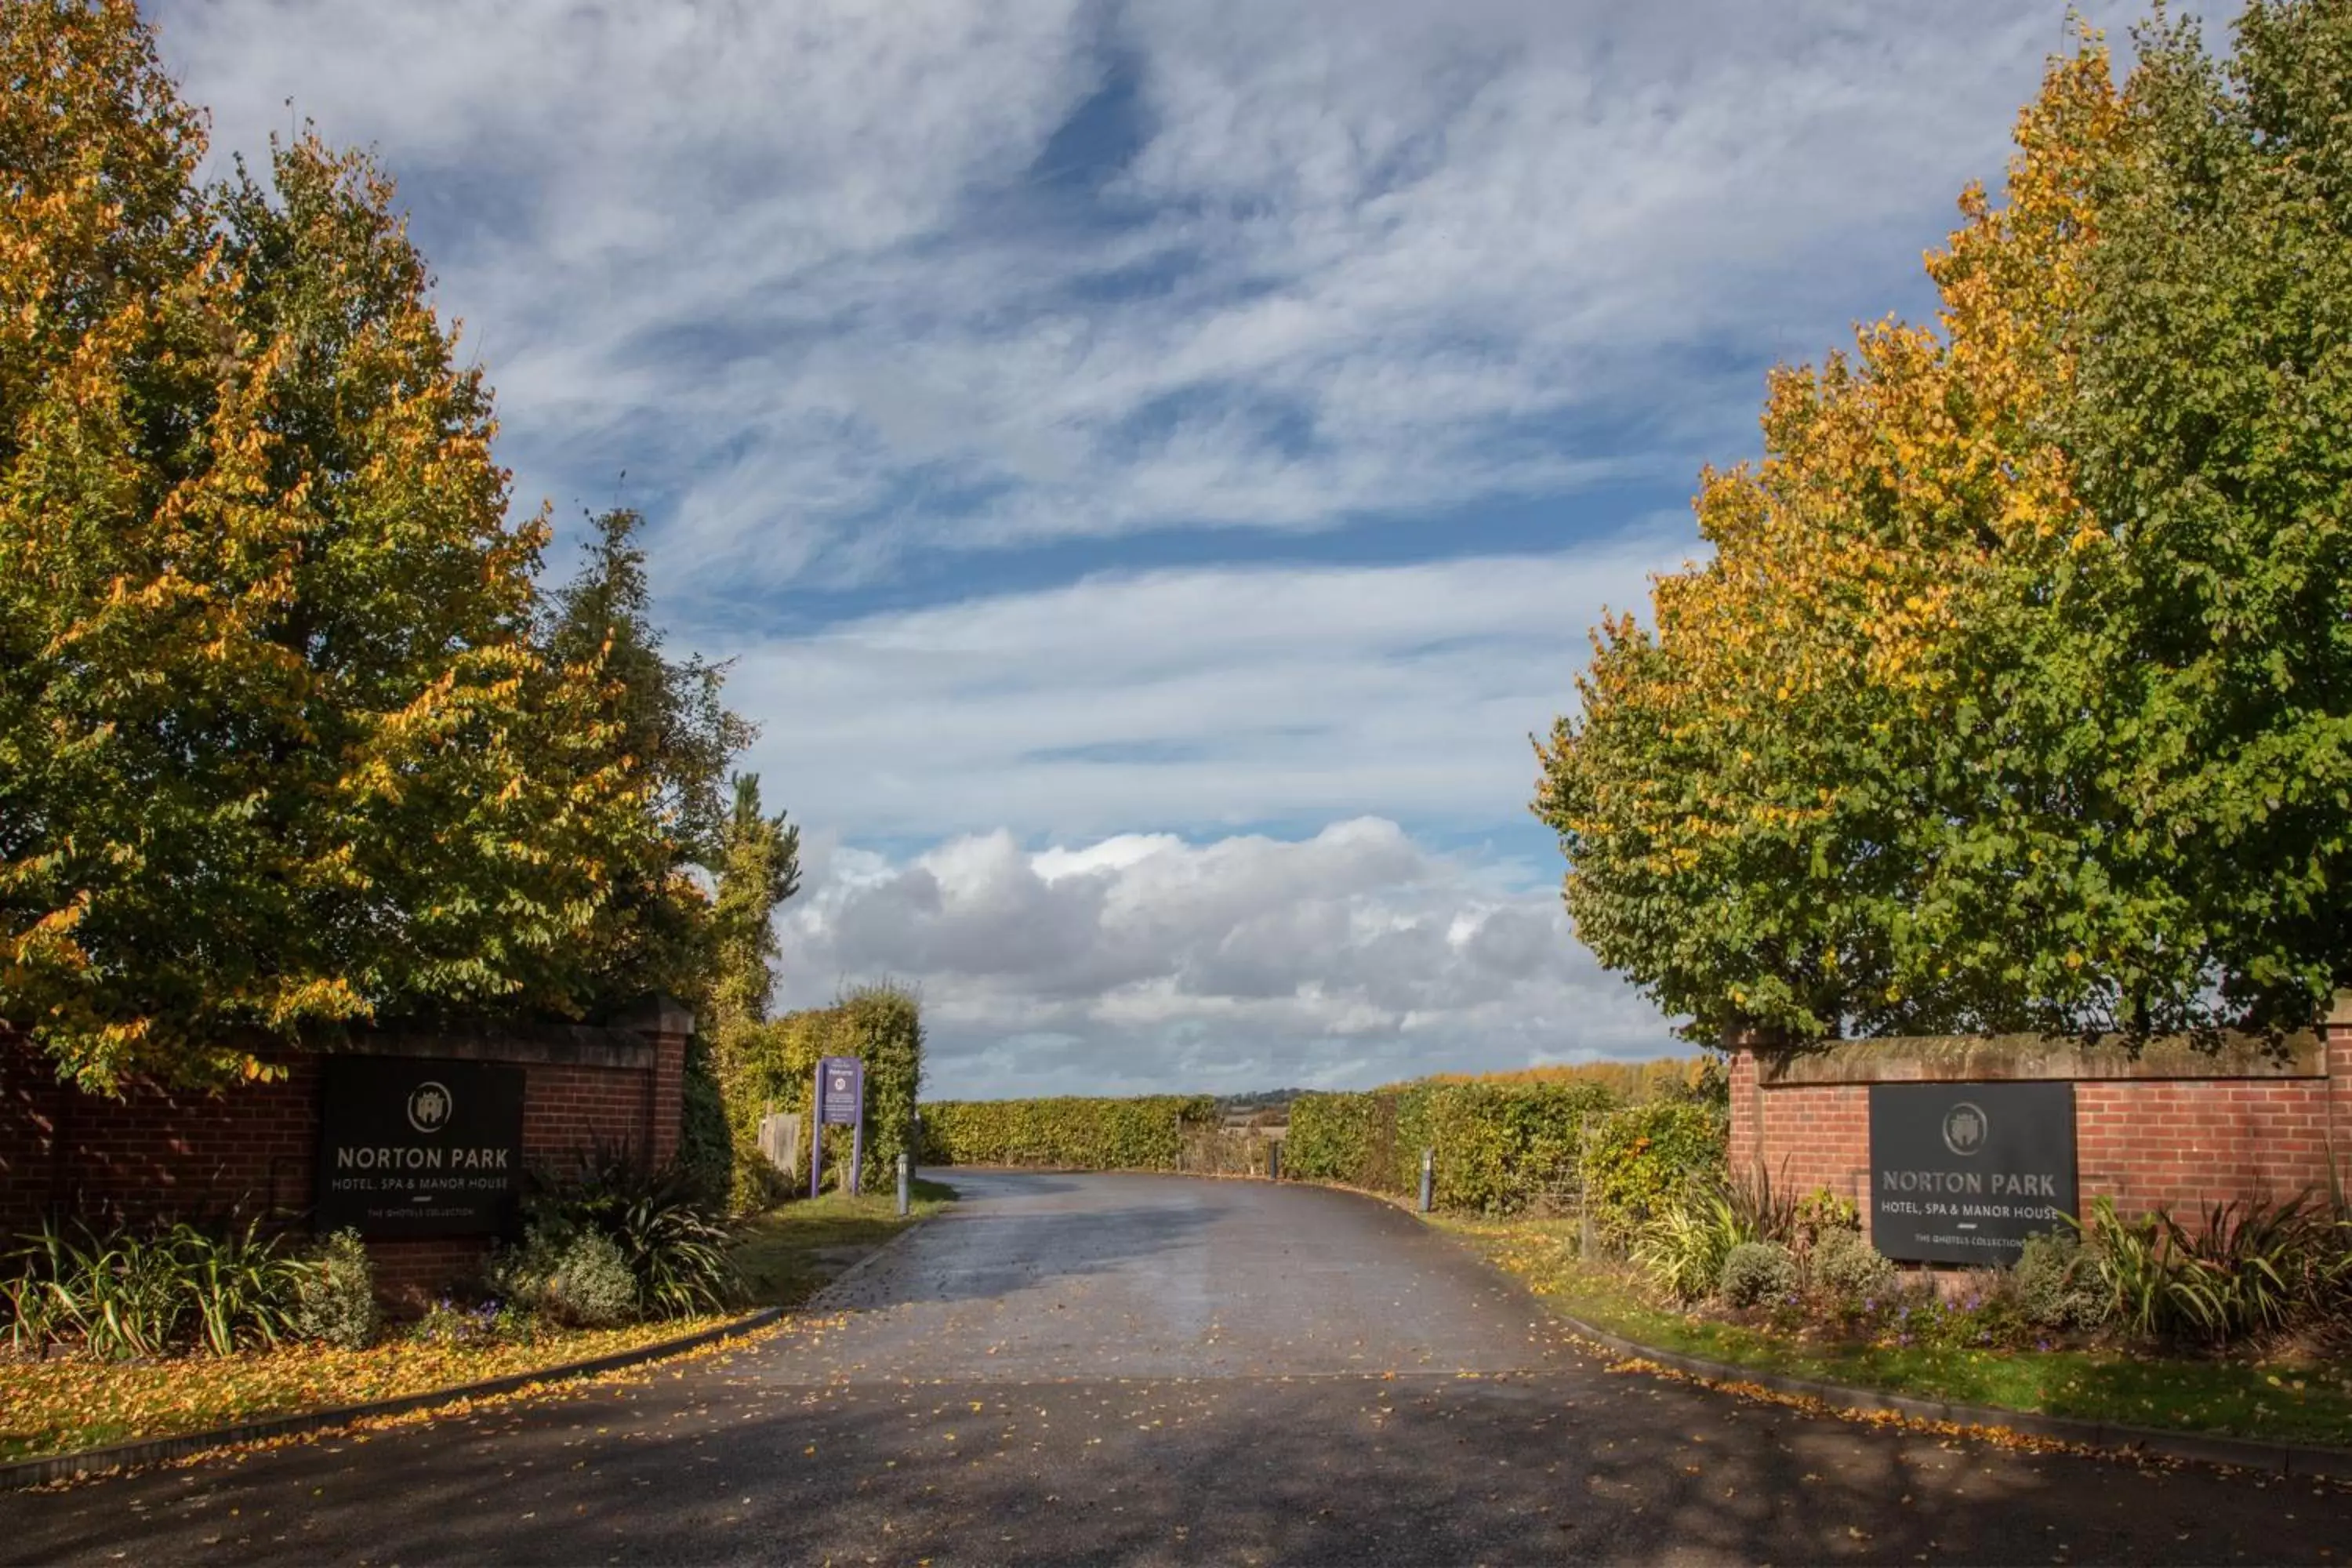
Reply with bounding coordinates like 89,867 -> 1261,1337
2328,990 -> 2352,1196
615,994 -> 694,1167
1722,1025 -> 1780,1181
1726,1045 -> 1760,1177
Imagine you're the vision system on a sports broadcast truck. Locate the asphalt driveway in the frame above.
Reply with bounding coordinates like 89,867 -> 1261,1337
5,1170 -> 2349,1564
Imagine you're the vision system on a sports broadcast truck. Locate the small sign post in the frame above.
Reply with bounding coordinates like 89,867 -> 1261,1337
811,1056 -> 866,1197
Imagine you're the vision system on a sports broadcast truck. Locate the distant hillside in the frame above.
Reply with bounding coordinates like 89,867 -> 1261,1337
1214,1088 -> 1306,1123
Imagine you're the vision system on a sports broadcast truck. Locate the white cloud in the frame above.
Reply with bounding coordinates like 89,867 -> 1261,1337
719,533 -> 1692,841
732,539 -> 1697,1093
779,818 -> 1676,1096
136,0 -> 2146,1090
153,0 -> 2141,588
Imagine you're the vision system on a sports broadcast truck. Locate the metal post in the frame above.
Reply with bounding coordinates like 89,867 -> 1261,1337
1577,1112 -> 1596,1259
850,1109 -> 864,1197
810,1102 -> 823,1199
896,1152 -> 910,1217
1268,1142 -> 1281,1182
1419,1147 -> 1434,1214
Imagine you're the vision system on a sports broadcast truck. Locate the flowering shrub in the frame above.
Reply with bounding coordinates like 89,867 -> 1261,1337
405,1298 -> 535,1348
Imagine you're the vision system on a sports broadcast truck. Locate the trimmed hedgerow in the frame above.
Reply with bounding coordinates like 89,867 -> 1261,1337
1284,1091 -> 1402,1192
714,984 -> 924,1209
918,1095 -> 1216,1171
1582,1099 -> 1729,1247
914,1073 -> 1729,1225
1286,1082 -> 1618,1214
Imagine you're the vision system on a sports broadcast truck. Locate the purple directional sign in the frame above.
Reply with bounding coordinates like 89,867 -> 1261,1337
812,1055 -> 866,1195
819,1057 -> 863,1124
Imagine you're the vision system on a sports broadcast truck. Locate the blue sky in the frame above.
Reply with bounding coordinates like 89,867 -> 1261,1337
154,0 -> 2139,1096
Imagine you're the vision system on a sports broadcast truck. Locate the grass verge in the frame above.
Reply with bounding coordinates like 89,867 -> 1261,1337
730,1176 -> 957,1308
1438,1214 -> 2352,1450
0,1178 -> 958,1465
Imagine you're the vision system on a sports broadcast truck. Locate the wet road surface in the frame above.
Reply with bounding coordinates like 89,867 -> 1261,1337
5,1170 -> 2350,1564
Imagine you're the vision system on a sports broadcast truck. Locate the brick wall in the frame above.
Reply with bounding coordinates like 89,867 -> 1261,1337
1,1050 -> 322,1232
1729,1011 -> 2351,1252
1,1003 -> 692,1307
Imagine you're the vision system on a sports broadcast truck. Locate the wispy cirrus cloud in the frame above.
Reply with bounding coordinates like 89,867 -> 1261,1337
158,0 -> 2134,591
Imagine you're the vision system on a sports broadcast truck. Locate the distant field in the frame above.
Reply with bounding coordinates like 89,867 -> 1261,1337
1378,1056 -> 1712,1099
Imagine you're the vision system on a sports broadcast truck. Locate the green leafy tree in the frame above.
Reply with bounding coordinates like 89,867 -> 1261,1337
0,2 -> 711,1089
684,772 -> 800,1201
1534,40 -> 2123,1043
1537,1 -> 2352,1044
539,508 -> 756,1014
2043,0 -> 2352,1031
708,772 -> 801,1033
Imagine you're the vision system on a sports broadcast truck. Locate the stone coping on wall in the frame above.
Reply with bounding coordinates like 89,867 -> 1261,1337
323,1022 -> 656,1072
1756,1029 -> 2326,1086
0,1022 -> 652,1076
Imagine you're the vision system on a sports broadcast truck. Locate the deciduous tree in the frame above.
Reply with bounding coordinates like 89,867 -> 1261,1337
1538,0 -> 2352,1043
1535,40 -> 2127,1040
0,2 -> 683,1088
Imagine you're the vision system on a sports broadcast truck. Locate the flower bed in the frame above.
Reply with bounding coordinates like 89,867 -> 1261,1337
1443,1213 -> 2352,1449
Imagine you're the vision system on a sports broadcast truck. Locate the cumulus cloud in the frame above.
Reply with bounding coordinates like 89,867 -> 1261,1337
778,818 -> 1676,1096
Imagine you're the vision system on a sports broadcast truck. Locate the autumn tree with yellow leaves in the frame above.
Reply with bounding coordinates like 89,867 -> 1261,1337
0,1 -> 745,1091
1536,0 -> 2352,1044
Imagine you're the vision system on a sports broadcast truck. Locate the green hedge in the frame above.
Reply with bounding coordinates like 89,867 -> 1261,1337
1581,1099 -> 1728,1247
1287,1082 -> 1617,1214
713,985 -> 924,1210
912,1074 -> 1727,1223
918,1095 -> 1216,1171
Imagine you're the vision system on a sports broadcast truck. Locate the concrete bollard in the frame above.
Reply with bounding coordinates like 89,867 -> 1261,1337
1419,1148 -> 1434,1214
896,1152 -> 910,1218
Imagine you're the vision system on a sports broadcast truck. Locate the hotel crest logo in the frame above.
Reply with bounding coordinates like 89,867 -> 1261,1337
1941,1101 -> 1987,1156
407,1080 -> 454,1134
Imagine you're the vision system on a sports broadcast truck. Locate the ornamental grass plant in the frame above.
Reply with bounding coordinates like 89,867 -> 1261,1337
3,1218 -> 312,1360
2081,1193 -> 2352,1350
1611,1178 -> 2352,1363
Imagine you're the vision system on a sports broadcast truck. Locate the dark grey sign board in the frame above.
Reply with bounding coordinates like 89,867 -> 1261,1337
315,1056 -> 525,1236
1867,1080 -> 2077,1265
